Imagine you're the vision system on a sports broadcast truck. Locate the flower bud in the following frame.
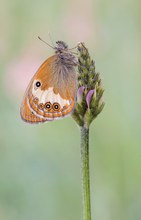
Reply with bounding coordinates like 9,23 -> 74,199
86,90 -> 95,109
77,86 -> 85,104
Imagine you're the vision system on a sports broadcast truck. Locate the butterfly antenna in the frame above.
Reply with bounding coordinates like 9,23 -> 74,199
38,36 -> 54,49
68,42 -> 83,51
71,51 -> 78,55
48,32 -> 55,48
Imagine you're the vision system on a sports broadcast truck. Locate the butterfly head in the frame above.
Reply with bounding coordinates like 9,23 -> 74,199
55,41 -> 68,53
54,41 -> 78,67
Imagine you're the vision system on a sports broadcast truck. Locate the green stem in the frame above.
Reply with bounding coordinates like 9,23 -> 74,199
81,126 -> 91,220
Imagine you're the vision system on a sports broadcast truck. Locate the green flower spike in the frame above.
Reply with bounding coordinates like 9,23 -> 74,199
72,42 -> 105,128
72,43 -> 104,220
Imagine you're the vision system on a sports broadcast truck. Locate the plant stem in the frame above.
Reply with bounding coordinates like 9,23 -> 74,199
81,126 -> 91,220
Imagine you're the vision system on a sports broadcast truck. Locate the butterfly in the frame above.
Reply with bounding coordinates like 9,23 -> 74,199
20,39 -> 78,123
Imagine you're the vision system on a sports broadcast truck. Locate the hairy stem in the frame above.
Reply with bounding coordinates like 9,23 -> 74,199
81,126 -> 91,220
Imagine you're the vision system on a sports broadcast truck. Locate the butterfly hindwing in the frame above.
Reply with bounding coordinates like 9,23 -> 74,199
20,55 -> 76,123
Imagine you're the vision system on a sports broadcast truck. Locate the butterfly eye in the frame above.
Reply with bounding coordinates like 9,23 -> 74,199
33,97 -> 39,105
53,102 -> 61,111
35,81 -> 41,87
38,103 -> 44,110
45,102 -> 52,110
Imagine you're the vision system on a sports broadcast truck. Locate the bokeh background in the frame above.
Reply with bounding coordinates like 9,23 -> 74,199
0,0 -> 141,219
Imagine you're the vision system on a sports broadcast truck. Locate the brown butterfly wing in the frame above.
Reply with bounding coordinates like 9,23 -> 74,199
20,55 -> 77,123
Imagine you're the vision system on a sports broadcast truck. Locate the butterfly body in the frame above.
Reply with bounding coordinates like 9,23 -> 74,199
20,41 -> 77,123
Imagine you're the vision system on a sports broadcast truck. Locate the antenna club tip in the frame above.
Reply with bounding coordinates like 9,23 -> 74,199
37,36 -> 54,49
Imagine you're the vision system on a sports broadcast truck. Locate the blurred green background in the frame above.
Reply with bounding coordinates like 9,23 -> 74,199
0,0 -> 141,219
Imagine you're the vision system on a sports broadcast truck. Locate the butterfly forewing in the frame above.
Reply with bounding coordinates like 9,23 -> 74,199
20,54 -> 77,123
